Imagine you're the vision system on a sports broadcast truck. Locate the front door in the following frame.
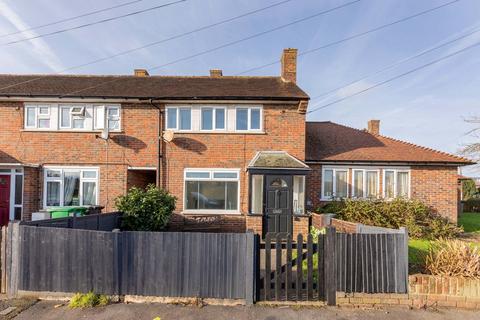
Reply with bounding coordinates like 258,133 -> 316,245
264,175 -> 293,236
0,175 -> 10,226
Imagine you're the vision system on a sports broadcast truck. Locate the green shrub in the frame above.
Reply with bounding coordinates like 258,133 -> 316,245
425,240 -> 480,278
462,179 -> 478,200
69,292 -> 110,308
316,198 -> 463,239
115,184 -> 176,231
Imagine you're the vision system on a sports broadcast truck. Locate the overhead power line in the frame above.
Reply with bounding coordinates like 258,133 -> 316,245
1,0 -> 187,46
306,40 -> 480,115
0,0 -> 297,92
0,0 -> 147,39
309,24 -> 480,102
235,0 -> 461,75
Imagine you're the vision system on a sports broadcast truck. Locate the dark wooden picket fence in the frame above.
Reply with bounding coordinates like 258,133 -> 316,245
20,212 -> 122,231
258,228 -> 337,305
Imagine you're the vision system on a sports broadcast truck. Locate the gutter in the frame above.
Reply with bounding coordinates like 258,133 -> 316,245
304,160 -> 474,167
149,99 -> 163,188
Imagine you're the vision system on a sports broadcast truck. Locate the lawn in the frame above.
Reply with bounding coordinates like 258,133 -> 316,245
458,212 -> 480,234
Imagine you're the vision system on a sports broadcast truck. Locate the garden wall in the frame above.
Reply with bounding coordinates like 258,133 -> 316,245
336,274 -> 480,309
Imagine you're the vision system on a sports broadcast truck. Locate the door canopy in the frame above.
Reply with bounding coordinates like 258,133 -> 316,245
247,151 -> 310,171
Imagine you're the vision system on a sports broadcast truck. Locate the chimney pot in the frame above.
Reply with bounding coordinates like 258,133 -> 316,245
367,120 -> 380,135
210,69 -> 223,77
281,48 -> 297,83
134,69 -> 149,77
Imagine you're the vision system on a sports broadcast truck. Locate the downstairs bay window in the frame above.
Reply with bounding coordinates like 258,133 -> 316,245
184,169 -> 239,213
44,168 -> 99,207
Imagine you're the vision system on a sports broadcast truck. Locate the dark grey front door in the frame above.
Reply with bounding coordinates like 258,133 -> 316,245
264,175 -> 293,235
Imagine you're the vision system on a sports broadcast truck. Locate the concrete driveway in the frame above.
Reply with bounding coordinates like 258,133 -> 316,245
14,301 -> 480,320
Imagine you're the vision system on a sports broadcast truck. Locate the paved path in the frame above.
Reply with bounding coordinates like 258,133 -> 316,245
14,301 -> 480,320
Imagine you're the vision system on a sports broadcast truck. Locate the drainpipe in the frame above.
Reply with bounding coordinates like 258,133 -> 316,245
150,99 -> 163,188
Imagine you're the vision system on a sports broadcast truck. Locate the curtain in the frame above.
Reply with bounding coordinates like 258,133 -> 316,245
64,173 -> 80,206
354,171 -> 363,197
82,182 -> 96,205
397,172 -> 409,197
385,171 -> 395,198
335,171 -> 348,198
366,172 -> 378,198
46,182 -> 60,206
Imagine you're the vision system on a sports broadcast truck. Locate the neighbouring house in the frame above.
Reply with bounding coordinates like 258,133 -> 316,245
0,48 -> 473,237
305,121 -> 473,222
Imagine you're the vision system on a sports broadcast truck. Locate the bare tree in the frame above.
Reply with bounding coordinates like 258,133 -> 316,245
461,117 -> 480,172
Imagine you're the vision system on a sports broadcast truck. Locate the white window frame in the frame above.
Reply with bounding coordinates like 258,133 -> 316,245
382,168 -> 411,199
165,106 -> 192,132
321,167 -> 349,200
235,106 -> 263,132
183,168 -> 240,214
351,168 -> 380,199
0,168 -> 24,221
24,104 -> 51,130
58,104 -> 87,130
200,107 -> 226,131
106,105 -> 121,131
43,167 -> 100,208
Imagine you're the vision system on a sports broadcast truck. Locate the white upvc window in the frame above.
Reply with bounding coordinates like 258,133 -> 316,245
166,107 -> 191,131
184,169 -> 240,213
352,169 -> 380,198
25,104 -> 51,129
383,169 -> 410,199
201,107 -> 226,131
44,167 -> 99,208
321,167 -> 349,200
235,106 -> 262,131
59,105 -> 87,130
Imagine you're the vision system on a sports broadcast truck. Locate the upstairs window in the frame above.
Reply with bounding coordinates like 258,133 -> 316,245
236,107 -> 262,131
60,105 -> 86,129
201,107 -> 225,130
25,104 -> 51,129
166,107 -> 191,131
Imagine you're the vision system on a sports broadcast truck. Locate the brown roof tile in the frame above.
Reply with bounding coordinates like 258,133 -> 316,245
0,74 -> 309,100
306,121 -> 473,165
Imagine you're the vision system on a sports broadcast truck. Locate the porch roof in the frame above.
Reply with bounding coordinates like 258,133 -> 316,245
248,151 -> 310,170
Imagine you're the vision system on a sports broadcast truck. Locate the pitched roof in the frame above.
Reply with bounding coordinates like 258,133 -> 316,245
306,121 -> 473,165
0,74 -> 309,100
248,151 -> 309,169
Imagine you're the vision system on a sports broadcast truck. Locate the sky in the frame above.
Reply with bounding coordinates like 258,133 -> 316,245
0,0 -> 479,175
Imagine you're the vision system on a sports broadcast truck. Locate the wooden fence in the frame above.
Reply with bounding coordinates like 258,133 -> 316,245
336,232 -> 408,294
259,229 -> 336,305
5,223 -> 256,303
20,212 -> 122,231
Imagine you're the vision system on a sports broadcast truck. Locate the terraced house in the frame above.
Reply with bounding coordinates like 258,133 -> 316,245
0,48 -> 472,236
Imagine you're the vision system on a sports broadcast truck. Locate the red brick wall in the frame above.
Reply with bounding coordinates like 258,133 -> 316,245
411,166 -> 459,222
22,166 -> 40,221
0,102 -> 159,216
307,164 -> 460,222
161,104 -> 306,217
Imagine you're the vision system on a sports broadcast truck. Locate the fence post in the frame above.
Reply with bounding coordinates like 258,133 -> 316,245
325,227 -> 336,306
7,222 -> 21,298
400,227 -> 409,292
245,230 -> 255,305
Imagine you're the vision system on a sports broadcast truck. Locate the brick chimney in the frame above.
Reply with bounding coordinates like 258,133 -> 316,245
367,120 -> 380,135
281,48 -> 297,83
210,69 -> 223,77
134,69 -> 149,77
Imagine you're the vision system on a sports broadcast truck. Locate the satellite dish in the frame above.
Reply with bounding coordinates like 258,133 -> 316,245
100,126 -> 109,140
163,130 -> 175,142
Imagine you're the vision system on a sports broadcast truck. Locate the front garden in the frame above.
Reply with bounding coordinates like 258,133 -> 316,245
316,199 -> 480,278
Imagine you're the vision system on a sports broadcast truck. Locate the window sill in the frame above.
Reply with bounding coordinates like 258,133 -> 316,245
167,131 -> 266,135
22,129 -> 124,133
181,210 -> 242,215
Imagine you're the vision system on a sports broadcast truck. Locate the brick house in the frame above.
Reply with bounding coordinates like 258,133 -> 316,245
306,121 -> 473,223
0,48 -> 472,236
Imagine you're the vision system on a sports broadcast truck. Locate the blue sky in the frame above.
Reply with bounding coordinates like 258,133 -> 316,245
1,0 -> 479,174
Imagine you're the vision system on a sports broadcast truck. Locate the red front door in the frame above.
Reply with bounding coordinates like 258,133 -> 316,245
0,175 -> 10,226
